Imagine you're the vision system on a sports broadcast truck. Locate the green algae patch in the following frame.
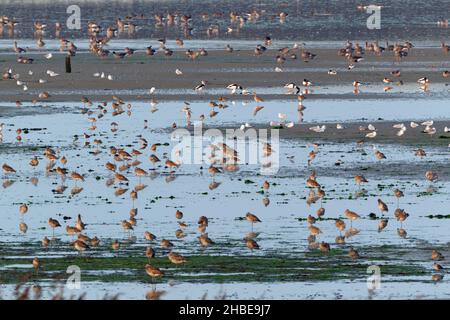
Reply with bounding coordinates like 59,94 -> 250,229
0,243 -> 428,285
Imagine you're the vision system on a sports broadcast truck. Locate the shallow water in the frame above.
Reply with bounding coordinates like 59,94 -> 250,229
0,0 -> 449,42
0,97 -> 449,299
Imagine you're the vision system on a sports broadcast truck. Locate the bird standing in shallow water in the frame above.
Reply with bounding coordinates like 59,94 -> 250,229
246,212 -> 261,231
344,209 -> 360,228
393,189 -> 404,207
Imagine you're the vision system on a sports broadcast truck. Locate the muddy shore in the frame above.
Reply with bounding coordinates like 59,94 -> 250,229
0,47 -> 449,102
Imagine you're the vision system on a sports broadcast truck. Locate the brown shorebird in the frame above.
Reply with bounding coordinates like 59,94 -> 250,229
121,220 -> 133,235
168,251 -> 187,265
378,219 -> 388,232
335,219 -> 346,235
42,236 -> 50,248
394,208 -> 409,227
48,218 -> 61,237
146,247 -> 155,261
319,241 -> 330,252
348,247 -> 360,259
2,163 -> 16,174
198,233 -> 214,247
354,175 -> 368,189
316,207 -> 325,218
377,199 -> 388,215
335,236 -> 345,244
144,231 -> 157,241
160,239 -> 174,248
425,171 -> 438,183
32,257 -> 40,274
393,189 -> 404,207
245,212 -> 261,231
433,263 -> 443,272
19,203 -> 28,216
145,264 -> 164,283
344,209 -> 360,227
308,225 -> 322,236
72,239 -> 89,254
245,238 -> 260,250
307,215 -> 316,225
432,249 -> 444,261
112,240 -> 120,251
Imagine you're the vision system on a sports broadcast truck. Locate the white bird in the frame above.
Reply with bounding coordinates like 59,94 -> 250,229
309,125 -> 326,133
275,67 -> 283,72
227,83 -> 243,91
46,70 -> 59,77
195,80 -> 207,91
93,72 -> 100,77
417,77 -> 429,85
278,113 -> 287,120
39,79 -> 47,84
149,87 -> 156,94
28,70 -> 33,75
365,131 -> 377,138
285,121 -> 294,128
269,121 -> 280,127
445,127 -> 450,133
16,80 -> 23,86
396,127 -> 406,136
175,69 -> 183,75
410,122 -> 419,128
23,85 -> 28,91
107,74 -> 113,80
368,124 -> 376,131
100,72 -> 105,79
336,124 -> 344,130
45,53 -> 53,59
393,123 -> 406,129
424,126 -> 436,135
328,69 -> 337,75
284,83 -> 297,89
421,120 -> 433,126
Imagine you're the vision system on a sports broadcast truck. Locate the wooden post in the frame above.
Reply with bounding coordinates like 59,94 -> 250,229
65,55 -> 72,73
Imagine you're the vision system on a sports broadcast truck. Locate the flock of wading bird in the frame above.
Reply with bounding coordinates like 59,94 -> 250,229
0,12 -> 449,292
